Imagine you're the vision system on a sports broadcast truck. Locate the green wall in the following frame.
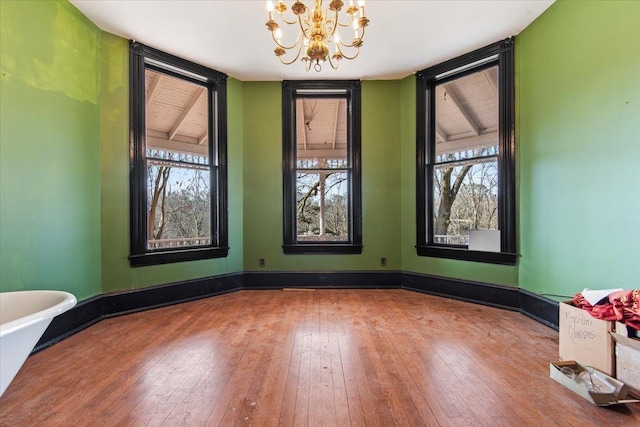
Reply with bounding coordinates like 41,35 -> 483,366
99,36 -> 244,293
3,0 -> 638,304
0,0 -> 102,300
517,0 -> 640,298
242,81 -> 402,271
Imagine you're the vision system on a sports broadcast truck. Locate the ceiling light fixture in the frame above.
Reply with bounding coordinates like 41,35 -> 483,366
266,0 -> 369,72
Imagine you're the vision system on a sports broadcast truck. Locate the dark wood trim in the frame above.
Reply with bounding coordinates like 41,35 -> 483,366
34,295 -> 103,353
497,38 -> 517,255
281,80 -> 362,253
33,271 -> 560,354
415,38 -> 517,264
415,72 -> 428,248
519,288 -> 560,331
416,245 -> 518,265
129,246 -> 230,267
33,273 -> 243,353
101,273 -> 242,317
282,244 -> 363,254
242,271 -> 402,289
417,38 -> 509,79
129,41 -> 147,257
130,41 -> 227,82
128,40 -> 228,267
401,271 -> 520,311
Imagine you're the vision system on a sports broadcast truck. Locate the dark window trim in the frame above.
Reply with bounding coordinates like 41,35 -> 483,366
282,80 -> 362,255
416,38 -> 517,265
129,41 -> 229,267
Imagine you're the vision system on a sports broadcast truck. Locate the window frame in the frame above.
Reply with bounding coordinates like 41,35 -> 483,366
416,38 -> 517,265
129,41 -> 228,267
282,80 -> 362,254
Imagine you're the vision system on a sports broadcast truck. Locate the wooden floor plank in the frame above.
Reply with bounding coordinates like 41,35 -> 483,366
1,289 -> 639,427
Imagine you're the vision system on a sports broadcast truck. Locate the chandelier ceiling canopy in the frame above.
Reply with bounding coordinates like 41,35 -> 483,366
266,0 -> 369,72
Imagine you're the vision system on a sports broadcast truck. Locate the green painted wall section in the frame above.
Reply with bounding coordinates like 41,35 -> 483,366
398,76 -> 519,287
517,0 -> 640,299
242,81 -> 401,271
99,33 -> 245,293
4,0 -> 637,304
0,0 -> 102,299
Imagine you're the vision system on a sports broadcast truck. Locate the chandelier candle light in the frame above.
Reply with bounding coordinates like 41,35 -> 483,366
266,0 -> 369,71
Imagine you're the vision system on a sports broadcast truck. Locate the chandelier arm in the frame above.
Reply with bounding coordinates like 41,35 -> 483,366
277,40 -> 306,65
327,52 -> 340,70
271,29 -> 304,51
336,15 -> 355,27
296,14 -> 309,39
334,43 -> 360,60
335,23 -> 366,49
327,8 -> 339,36
336,40 -> 358,49
280,15 -> 300,25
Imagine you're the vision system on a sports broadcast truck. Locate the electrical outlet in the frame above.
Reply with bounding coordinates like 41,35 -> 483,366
380,257 -> 387,267
259,258 -> 265,268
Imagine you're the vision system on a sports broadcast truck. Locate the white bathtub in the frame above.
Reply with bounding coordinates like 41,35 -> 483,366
0,290 -> 76,397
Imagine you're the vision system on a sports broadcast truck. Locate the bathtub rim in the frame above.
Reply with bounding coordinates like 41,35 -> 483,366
0,290 -> 77,338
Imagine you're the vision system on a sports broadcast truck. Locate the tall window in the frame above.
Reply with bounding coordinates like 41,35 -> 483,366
282,81 -> 362,254
129,41 -> 228,266
416,38 -> 516,264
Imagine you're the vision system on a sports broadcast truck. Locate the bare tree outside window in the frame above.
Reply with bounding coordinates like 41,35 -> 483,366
144,69 -> 212,250
432,66 -> 500,246
294,98 -> 350,242
416,38 -> 516,263
282,80 -> 362,254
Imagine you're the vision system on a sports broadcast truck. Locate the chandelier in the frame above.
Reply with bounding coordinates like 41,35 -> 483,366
266,0 -> 370,72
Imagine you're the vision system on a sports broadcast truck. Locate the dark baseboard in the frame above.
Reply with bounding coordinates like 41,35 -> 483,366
34,273 -> 243,353
101,273 -> 243,317
401,271 -> 520,311
33,270 -> 559,353
34,295 -> 103,353
242,270 -> 402,290
519,288 -> 560,331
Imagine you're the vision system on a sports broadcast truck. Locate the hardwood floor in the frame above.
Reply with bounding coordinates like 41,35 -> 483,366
1,289 -> 638,426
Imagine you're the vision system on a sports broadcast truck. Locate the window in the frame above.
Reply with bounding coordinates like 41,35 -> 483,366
416,38 -> 516,264
282,80 -> 362,254
129,41 -> 228,266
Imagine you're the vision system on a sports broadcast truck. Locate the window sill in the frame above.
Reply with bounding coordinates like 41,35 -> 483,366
283,244 -> 363,255
416,245 -> 517,265
129,246 -> 229,267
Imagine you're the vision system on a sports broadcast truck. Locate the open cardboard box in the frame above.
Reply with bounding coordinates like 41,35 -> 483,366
558,301 -> 615,376
550,361 -> 639,406
612,323 -> 640,398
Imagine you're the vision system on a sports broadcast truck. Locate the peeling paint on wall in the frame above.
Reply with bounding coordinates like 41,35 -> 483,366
0,0 -> 100,105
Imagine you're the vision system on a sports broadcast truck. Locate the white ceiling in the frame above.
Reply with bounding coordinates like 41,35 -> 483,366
70,0 -> 554,81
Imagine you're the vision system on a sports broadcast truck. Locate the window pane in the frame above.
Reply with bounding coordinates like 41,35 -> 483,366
435,66 -> 498,162
433,160 -> 498,245
296,171 -> 349,241
144,68 -> 212,250
147,165 -> 211,249
145,69 -> 209,159
296,98 -> 348,168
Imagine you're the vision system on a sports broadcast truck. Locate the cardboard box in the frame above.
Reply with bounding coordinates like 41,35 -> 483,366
558,302 -> 615,376
549,361 -> 638,406
611,324 -> 640,398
